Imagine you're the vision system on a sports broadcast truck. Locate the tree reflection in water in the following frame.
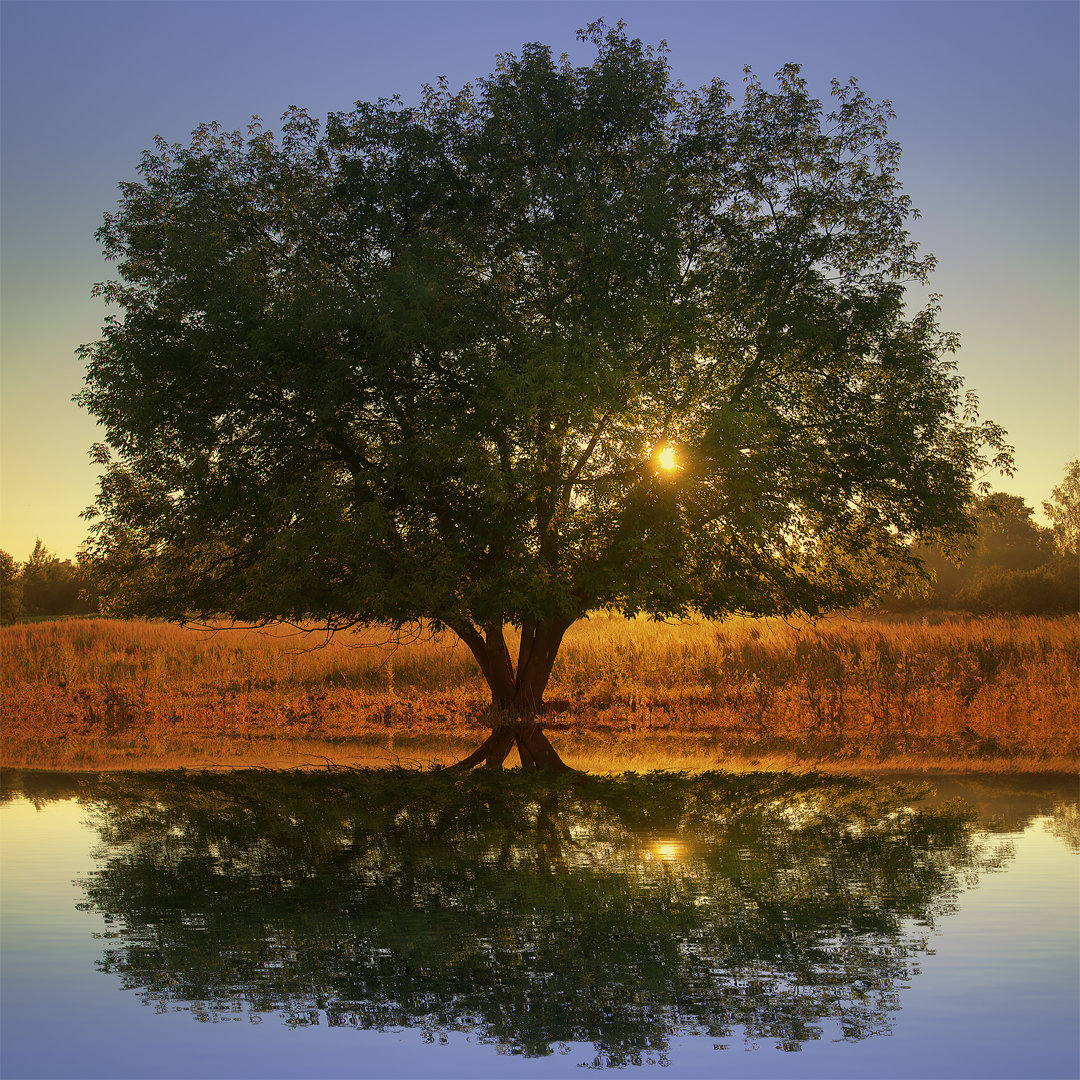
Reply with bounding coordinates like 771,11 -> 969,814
73,770 -> 1009,1066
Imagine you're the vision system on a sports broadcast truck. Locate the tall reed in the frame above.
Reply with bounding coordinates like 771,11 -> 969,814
2,614 -> 1076,771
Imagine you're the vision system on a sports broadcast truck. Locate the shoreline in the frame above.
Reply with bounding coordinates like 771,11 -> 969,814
3,743 -> 1076,777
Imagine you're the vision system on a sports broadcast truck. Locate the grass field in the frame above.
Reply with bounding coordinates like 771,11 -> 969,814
1,613 -> 1076,773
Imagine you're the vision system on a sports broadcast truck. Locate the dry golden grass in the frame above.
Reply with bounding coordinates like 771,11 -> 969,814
1,613 -> 1076,773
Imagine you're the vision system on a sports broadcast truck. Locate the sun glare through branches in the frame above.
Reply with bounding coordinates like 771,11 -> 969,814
655,445 -> 679,472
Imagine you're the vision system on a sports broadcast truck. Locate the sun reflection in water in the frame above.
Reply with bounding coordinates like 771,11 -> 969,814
650,840 -> 685,862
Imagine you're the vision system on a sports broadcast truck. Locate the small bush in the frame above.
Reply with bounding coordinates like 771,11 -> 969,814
958,563 -> 1078,616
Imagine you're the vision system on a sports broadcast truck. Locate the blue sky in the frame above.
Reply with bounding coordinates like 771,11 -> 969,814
2,0 -> 1077,560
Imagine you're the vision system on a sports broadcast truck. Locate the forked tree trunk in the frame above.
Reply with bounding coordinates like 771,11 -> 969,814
448,618 -> 573,773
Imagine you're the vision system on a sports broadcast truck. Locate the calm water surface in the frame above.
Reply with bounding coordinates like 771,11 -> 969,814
1,770 -> 1076,1079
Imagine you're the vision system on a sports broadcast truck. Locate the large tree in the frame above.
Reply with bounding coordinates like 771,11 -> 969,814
79,22 -> 1010,770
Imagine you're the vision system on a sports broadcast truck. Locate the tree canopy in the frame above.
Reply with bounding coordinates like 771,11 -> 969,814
1044,459 -> 1079,559
79,22 -> 1011,762
0,550 -> 21,625
876,466 -> 1078,615
17,540 -> 98,617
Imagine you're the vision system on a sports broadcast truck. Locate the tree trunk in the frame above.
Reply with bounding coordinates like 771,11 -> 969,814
448,618 -> 574,773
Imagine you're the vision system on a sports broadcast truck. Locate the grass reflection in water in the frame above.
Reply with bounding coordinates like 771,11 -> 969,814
67,769 -> 1008,1066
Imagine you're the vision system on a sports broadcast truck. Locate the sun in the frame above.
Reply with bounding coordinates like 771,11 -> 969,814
655,445 -> 678,472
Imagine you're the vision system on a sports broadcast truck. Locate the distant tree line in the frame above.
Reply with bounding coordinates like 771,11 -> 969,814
877,459 -> 1079,615
1,462 -> 1075,626
0,540 -> 100,625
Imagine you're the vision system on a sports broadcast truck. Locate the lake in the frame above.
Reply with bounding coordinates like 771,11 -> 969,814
1,769 -> 1076,1079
